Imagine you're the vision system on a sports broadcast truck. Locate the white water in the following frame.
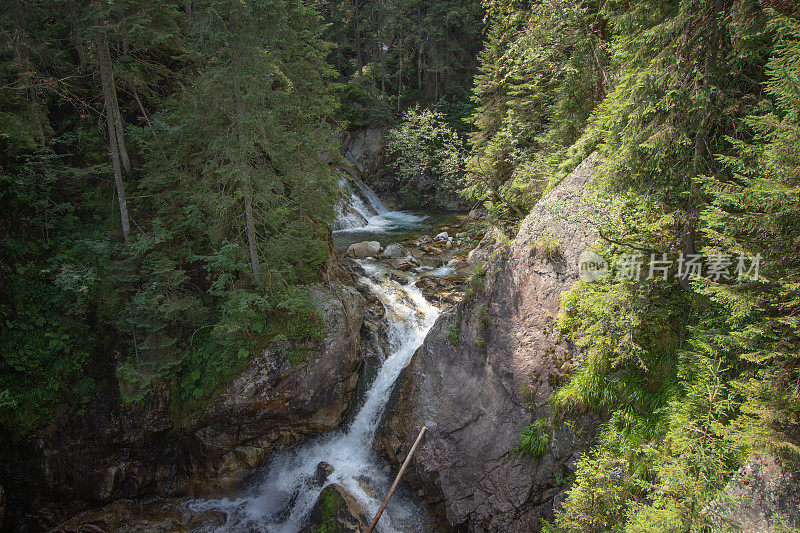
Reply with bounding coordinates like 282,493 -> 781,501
352,176 -> 389,215
191,259 -> 439,532
334,177 -> 393,231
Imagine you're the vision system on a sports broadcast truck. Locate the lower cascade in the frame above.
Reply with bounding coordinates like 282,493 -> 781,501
192,256 -> 440,532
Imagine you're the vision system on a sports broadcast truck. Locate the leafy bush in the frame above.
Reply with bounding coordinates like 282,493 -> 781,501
387,105 -> 466,190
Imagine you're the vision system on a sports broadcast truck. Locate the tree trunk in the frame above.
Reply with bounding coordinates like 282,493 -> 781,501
417,43 -> 422,90
69,2 -> 87,68
97,32 -> 130,241
354,0 -> 363,76
231,3 -> 261,282
97,32 -> 131,173
397,51 -> 402,113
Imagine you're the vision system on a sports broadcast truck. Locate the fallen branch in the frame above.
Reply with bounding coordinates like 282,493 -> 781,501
366,426 -> 427,533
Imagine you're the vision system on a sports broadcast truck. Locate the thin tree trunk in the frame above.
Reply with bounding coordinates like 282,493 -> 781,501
130,83 -> 167,161
69,2 -> 87,68
97,32 -> 131,173
97,32 -> 130,241
397,51 -> 402,113
417,43 -> 422,90
231,4 -> 261,282
354,0 -> 363,76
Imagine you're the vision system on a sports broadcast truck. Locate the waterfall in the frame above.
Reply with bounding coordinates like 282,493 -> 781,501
333,177 -> 389,231
192,259 -> 439,533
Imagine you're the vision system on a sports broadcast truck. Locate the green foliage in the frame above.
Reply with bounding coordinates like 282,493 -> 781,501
543,4 -> 800,532
464,263 -> 487,298
0,0 -> 340,434
465,0 -> 609,221
387,105 -> 466,199
543,453 -> 634,533
515,418 -> 550,458
447,323 -> 461,346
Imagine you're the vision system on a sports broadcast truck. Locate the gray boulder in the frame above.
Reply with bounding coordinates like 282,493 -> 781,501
346,241 -> 381,258
381,243 -> 406,258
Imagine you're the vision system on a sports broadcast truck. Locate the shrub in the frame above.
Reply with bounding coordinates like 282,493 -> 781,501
515,418 -> 550,458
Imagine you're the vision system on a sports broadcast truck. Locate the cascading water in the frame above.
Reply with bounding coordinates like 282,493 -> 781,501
333,177 -> 396,232
191,259 -> 440,532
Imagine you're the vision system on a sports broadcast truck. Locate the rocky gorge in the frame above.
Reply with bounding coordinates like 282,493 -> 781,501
4,145 -> 797,532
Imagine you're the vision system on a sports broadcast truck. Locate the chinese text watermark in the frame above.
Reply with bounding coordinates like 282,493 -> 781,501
579,252 -> 761,282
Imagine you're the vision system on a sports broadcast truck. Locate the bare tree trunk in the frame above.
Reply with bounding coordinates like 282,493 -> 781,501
354,0 -> 363,76
417,43 -> 422,90
397,51 -> 402,113
97,32 -> 130,241
231,4 -> 261,282
69,2 -> 87,68
97,32 -> 131,173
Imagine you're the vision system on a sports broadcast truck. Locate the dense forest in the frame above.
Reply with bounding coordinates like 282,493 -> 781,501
2,0 -> 800,530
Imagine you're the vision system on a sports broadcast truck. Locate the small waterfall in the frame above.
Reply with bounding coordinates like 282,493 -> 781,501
192,260 -> 439,533
333,177 -> 389,231
352,176 -> 389,215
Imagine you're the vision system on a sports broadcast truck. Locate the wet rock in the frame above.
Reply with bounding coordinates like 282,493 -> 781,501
381,243 -> 406,258
300,483 -> 370,533
386,257 -> 415,271
355,475 -> 376,499
346,241 -> 381,258
388,269 -> 410,284
313,462 -> 335,486
419,256 -> 441,268
51,498 -> 226,532
434,231 -> 449,241
705,455 -> 800,532
375,153 -> 604,532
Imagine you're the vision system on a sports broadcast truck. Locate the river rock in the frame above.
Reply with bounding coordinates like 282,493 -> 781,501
346,241 -> 381,258
313,461 -> 335,486
434,231 -> 449,241
388,269 -> 410,284
381,243 -> 406,258
705,455 -> 800,532
375,153 -> 603,531
300,483 -> 370,533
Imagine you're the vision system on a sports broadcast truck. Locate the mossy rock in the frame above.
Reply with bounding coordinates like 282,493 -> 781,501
301,483 -> 369,533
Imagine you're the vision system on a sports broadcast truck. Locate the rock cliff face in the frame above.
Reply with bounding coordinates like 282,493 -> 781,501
0,283 -> 367,530
707,455 -> 800,532
340,128 -> 470,212
374,154 -> 603,531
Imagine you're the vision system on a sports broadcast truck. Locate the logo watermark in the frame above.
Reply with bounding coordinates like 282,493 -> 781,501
579,250 -> 609,282
578,251 -> 761,282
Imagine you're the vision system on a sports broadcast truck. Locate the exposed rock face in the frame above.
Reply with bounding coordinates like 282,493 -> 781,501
1,284 -> 367,530
188,284 -> 367,493
375,153 -> 603,531
707,455 -> 800,532
339,128 -> 470,212
45,498 -> 226,532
